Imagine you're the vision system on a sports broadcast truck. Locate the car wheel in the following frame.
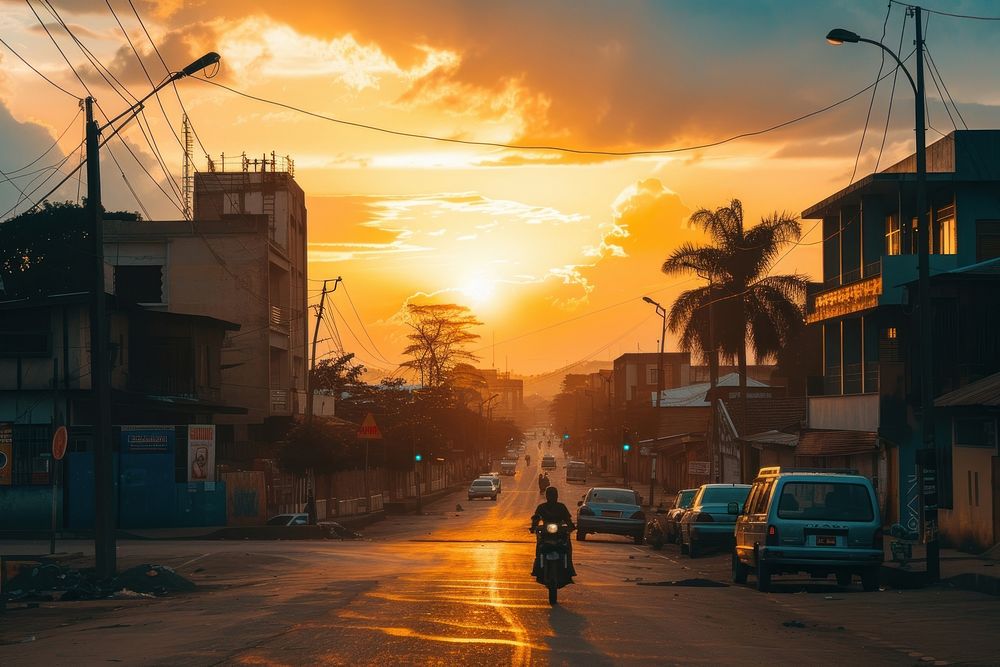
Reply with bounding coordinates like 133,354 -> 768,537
633,533 -> 644,545
756,559 -> 772,592
688,539 -> 699,558
468,496 -> 473,501
861,567 -> 880,592
576,530 -> 586,541
836,572 -> 852,588
732,552 -> 749,584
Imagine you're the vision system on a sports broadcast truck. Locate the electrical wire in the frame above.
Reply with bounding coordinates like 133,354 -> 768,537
875,8 -> 911,172
0,34 -> 80,99
890,0 -> 1000,21
924,43 -> 968,129
339,280 -> 396,365
850,2 -> 893,185
192,66 -> 905,158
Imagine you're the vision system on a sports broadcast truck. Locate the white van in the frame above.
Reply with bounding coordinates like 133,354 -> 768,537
566,460 -> 587,483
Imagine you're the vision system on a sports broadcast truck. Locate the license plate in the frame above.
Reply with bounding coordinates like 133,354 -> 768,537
817,535 -> 836,546
602,511 -> 622,518
545,552 -> 561,560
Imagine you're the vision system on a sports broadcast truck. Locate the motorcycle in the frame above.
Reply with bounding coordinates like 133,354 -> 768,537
538,476 -> 550,494
531,521 -> 572,605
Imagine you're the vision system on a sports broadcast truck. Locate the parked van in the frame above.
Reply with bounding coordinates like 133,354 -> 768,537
733,467 -> 883,592
566,460 -> 587,484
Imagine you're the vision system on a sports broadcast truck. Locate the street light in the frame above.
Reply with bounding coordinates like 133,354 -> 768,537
642,297 -> 667,409
826,10 -> 938,581
87,52 -> 220,578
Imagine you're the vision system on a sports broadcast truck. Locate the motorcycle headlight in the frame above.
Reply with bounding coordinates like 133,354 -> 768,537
545,523 -> 559,534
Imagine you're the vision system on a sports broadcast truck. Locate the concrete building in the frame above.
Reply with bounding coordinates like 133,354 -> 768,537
105,154 -> 308,454
802,130 -> 1000,534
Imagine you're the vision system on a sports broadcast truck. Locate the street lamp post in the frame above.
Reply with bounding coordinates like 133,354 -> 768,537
87,52 -> 220,578
642,297 -> 667,409
827,11 -> 938,581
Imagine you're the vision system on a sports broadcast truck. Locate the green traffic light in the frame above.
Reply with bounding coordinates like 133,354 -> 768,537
415,454 -> 422,462
623,444 -> 630,451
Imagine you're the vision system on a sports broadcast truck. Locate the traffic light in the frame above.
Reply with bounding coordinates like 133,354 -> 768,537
563,432 -> 570,441
622,443 -> 631,452
414,454 -> 422,462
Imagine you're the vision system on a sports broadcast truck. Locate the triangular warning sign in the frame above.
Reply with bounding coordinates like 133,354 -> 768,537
357,412 -> 383,439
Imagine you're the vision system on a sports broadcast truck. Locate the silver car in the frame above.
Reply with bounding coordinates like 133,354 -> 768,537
468,478 -> 498,501
576,487 -> 645,544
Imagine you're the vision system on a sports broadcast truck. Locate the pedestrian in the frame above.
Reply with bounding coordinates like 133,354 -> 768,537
304,491 -> 316,525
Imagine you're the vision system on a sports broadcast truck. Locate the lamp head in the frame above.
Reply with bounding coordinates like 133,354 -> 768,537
826,28 -> 860,45
177,51 -> 221,79
642,296 -> 655,304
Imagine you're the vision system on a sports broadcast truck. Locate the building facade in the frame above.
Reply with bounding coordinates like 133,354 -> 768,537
105,154 -> 308,453
802,130 -> 1000,536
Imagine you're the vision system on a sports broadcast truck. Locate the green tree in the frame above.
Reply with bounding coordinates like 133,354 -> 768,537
400,303 -> 482,387
661,198 -> 807,412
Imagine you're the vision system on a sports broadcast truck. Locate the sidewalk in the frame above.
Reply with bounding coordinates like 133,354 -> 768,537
882,542 -> 1000,596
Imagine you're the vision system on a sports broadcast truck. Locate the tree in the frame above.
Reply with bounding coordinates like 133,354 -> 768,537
661,198 -> 807,412
0,201 -> 140,300
400,303 -> 482,387
311,353 -> 366,394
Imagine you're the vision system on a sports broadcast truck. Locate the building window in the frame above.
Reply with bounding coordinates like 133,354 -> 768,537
886,327 -> 896,339
646,365 -> 658,385
954,418 -> 997,448
936,203 -> 957,255
0,309 -> 50,358
976,220 -> 1000,262
885,214 -> 901,256
114,264 -> 163,304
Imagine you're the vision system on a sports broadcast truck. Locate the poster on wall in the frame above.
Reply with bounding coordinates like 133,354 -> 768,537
0,422 -> 12,486
187,424 -> 216,483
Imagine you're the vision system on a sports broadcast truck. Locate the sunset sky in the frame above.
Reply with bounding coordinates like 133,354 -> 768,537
3,1 -> 1000,381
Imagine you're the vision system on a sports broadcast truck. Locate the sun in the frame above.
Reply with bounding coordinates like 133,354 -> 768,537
459,276 -> 497,307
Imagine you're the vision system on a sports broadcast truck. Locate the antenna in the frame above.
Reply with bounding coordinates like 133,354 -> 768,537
182,113 -> 193,220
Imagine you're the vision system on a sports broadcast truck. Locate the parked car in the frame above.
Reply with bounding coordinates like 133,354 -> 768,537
679,483 -> 751,557
733,467 -> 883,592
645,488 -> 698,549
479,472 -> 502,492
468,478 -> 498,501
541,455 -> 557,470
266,513 -> 310,526
576,487 -> 645,544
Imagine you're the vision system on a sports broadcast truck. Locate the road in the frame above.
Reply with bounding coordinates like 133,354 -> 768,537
2,451 -> 999,666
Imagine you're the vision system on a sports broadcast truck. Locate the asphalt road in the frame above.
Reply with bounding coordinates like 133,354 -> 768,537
3,451 -> 999,666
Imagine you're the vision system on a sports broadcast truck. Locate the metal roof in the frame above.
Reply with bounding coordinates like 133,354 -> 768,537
935,372 -> 1000,408
796,429 -> 879,457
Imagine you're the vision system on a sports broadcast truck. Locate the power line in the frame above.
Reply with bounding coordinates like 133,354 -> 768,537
339,280 -> 395,365
923,43 -> 968,129
192,67 -> 901,158
890,0 -> 1000,21
850,2 -> 893,185
875,9 -> 911,172
0,34 -> 80,99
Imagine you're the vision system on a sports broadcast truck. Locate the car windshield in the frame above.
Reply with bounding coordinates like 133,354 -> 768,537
472,481 -> 493,488
677,490 -> 696,508
266,516 -> 291,526
777,482 -> 874,521
588,490 -> 637,505
700,486 -> 750,504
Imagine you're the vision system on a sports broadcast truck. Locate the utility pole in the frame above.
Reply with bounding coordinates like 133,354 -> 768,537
911,6 -> 939,583
306,277 -> 341,426
86,97 -> 116,579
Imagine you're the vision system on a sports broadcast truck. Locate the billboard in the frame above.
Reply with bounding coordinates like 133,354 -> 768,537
187,424 -> 216,482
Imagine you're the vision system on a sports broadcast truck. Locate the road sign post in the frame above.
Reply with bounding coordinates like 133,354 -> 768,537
357,414 -> 383,513
50,426 -> 67,555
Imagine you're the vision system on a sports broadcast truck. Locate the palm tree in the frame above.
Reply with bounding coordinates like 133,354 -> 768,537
661,199 -> 807,419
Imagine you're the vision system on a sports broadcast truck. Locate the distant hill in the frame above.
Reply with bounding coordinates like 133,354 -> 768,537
516,360 -> 613,400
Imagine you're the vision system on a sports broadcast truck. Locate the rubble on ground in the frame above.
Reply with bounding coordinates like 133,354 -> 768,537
4,561 -> 195,602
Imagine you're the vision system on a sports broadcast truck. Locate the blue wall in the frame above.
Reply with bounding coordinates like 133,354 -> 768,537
0,486 -> 60,530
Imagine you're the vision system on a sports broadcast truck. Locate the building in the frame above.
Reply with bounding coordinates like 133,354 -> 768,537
0,292 -> 239,529
612,352 -> 692,408
105,153 -> 309,456
802,130 -> 1000,533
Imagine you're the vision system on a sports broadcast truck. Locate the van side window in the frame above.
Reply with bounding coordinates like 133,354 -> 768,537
751,480 -> 773,515
743,485 -> 761,516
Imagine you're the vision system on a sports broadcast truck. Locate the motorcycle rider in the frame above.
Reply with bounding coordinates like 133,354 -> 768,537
525,454 -> 531,466
530,486 -> 577,581
538,472 -> 550,493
